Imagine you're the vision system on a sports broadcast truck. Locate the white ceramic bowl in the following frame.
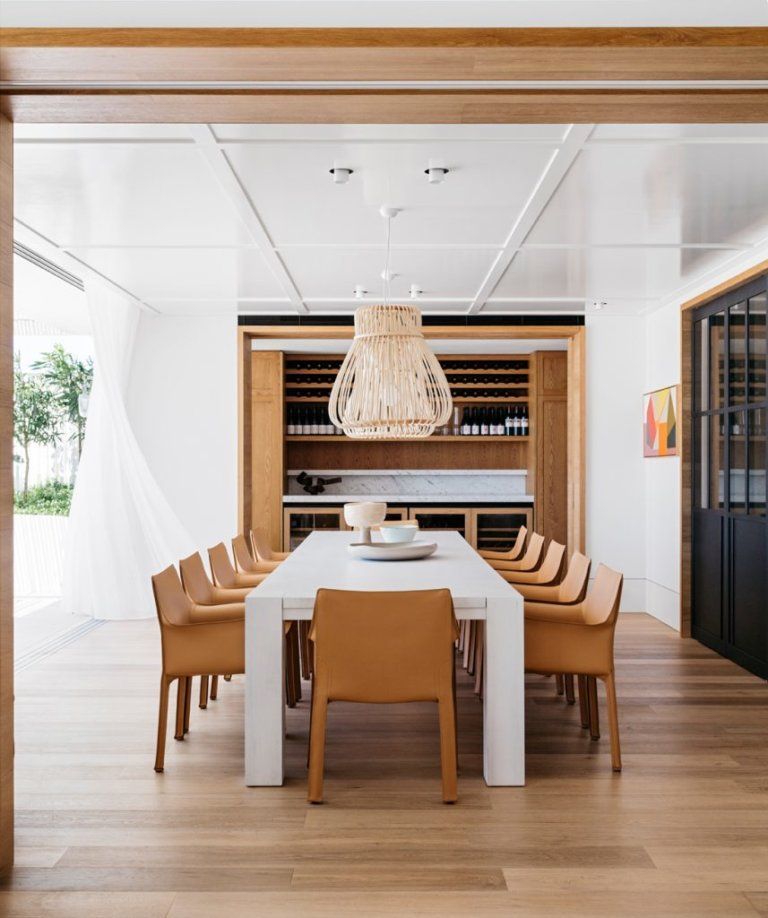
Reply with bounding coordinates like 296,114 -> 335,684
379,521 -> 419,544
343,501 -> 387,529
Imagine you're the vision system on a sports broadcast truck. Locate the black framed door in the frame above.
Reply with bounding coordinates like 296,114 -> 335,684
691,275 -> 767,678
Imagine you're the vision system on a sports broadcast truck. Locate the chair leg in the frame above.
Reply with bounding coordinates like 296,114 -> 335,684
604,672 -> 622,772
223,674 -> 232,682
299,620 -> 313,679
473,621 -> 484,697
564,674 -> 576,705
210,675 -> 219,701
467,621 -> 477,676
174,677 -> 186,740
577,675 -> 590,729
291,624 -> 302,702
183,676 -> 192,735
307,693 -> 329,803
458,620 -> 467,653
555,674 -> 565,696
437,695 -> 458,803
462,621 -> 474,670
199,675 -> 209,709
285,627 -> 298,708
154,674 -> 171,772
587,676 -> 600,741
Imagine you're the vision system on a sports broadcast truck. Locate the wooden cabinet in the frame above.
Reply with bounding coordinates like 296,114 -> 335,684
250,352 -> 285,552
408,507 -> 473,542
283,507 -> 348,552
534,352 -> 568,545
472,507 -> 533,554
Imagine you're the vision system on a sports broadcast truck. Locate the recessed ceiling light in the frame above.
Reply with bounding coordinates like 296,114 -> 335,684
409,285 -> 422,299
424,166 -> 449,184
592,300 -> 607,311
329,167 -> 353,184
353,285 -> 367,299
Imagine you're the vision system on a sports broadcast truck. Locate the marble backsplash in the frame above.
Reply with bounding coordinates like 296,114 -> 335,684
286,469 -> 529,500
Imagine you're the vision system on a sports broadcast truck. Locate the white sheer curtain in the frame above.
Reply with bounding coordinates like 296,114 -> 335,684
63,280 -> 195,620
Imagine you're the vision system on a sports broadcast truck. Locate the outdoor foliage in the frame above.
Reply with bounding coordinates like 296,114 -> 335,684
14,481 -> 73,516
32,343 -> 93,458
13,356 -> 60,494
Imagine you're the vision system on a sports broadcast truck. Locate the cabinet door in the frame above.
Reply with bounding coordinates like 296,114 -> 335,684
409,508 -> 472,542
283,507 -> 345,551
472,508 -> 533,553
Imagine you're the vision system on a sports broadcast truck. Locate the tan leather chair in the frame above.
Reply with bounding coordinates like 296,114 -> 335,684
307,588 -> 460,804
232,534 -> 281,574
524,564 -> 624,771
209,542 -> 302,703
478,525 -> 527,562
208,542 -> 268,590
488,532 -> 545,573
151,565 -> 245,772
496,540 -> 565,586
515,552 -> 591,605
250,527 -> 290,563
179,551 -> 250,604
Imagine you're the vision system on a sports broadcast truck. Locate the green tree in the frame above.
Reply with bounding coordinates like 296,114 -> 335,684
13,356 -> 60,494
32,344 -> 93,458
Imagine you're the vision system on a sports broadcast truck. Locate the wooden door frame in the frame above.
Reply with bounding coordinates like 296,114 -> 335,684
1,23 -> 766,876
679,258 -> 768,638
237,323 -> 587,558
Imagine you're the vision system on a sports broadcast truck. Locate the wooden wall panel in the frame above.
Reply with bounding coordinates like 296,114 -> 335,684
0,112 -> 13,875
567,330 -> 586,555
249,352 -> 284,552
286,438 -> 530,472
534,352 -> 569,546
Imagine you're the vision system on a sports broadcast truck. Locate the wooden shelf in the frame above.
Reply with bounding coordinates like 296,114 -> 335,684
286,435 -> 530,443
286,396 -> 531,404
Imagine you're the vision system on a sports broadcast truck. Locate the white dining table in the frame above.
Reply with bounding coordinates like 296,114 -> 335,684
244,529 -> 525,787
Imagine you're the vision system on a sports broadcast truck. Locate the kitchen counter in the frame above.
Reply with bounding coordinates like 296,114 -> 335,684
283,494 -> 534,504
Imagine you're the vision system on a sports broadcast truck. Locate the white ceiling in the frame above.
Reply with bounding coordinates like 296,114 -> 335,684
3,1 -> 768,27
13,122 -> 768,318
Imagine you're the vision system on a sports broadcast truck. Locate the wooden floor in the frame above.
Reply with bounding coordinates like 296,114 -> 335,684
1,613 -> 767,917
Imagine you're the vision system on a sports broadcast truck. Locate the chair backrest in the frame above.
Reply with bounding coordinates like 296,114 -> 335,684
232,534 -> 256,573
250,528 -> 274,562
558,552 -> 591,603
584,564 -> 624,626
179,552 -> 215,603
151,564 -> 192,626
520,532 -> 545,569
310,588 -> 459,703
509,525 -> 527,558
537,540 -> 566,583
208,542 -> 238,589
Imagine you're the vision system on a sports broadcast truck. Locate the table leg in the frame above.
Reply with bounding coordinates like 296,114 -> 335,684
482,596 -> 525,786
245,595 -> 285,786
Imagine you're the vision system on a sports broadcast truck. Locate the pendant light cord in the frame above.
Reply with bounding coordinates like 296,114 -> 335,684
383,214 -> 392,306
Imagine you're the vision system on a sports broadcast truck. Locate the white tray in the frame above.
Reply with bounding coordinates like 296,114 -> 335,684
347,540 -> 438,562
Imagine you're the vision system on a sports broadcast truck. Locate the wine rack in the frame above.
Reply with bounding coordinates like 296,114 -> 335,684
283,353 -> 532,441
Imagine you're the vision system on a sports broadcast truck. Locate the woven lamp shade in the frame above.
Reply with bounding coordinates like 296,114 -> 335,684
329,304 -> 453,440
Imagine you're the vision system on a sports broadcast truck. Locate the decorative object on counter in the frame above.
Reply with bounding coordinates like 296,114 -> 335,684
343,500 -> 387,544
643,385 -> 679,457
328,207 -> 453,440
347,540 -> 438,562
378,520 -> 419,544
296,472 -> 342,495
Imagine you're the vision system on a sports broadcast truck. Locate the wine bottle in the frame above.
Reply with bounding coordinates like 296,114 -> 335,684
310,407 -> 319,435
512,406 -> 521,436
504,405 -> 513,436
471,408 -> 480,436
520,405 -> 529,437
480,408 -> 489,436
452,406 -> 460,436
287,406 -> 296,436
461,408 -> 471,436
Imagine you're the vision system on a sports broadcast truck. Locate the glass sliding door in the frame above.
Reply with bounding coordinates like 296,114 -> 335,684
692,277 -> 768,678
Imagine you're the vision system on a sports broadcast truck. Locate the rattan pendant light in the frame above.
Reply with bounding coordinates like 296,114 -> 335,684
329,207 -> 453,440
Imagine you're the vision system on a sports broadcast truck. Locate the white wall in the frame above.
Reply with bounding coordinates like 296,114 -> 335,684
585,314 -> 647,611
644,300 -> 682,629
127,314 -> 238,552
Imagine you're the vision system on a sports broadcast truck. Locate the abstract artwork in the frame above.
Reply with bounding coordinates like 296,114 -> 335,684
643,385 -> 679,457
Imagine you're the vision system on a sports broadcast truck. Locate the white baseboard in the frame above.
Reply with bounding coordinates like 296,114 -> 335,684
645,579 -> 680,631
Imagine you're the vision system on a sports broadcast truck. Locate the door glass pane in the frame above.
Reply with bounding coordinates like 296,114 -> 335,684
694,416 -> 709,509
729,409 -> 747,513
694,318 -> 709,412
288,511 -> 342,550
748,293 -> 767,405
475,512 -> 528,552
412,512 -> 467,539
748,407 -> 766,516
729,301 -> 747,406
709,311 -> 725,411
710,413 -> 726,510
